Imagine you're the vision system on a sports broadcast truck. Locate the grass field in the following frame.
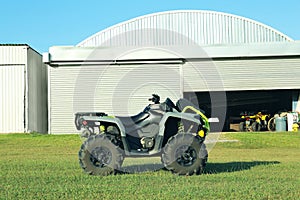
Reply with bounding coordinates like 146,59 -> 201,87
0,132 -> 299,199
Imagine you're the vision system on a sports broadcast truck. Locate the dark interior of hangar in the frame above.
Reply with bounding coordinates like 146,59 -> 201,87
184,90 -> 296,131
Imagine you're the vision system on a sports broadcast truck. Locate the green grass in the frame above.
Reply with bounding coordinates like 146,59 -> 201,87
0,132 -> 299,199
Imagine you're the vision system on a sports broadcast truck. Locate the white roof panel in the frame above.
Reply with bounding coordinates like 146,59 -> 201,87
78,10 -> 293,47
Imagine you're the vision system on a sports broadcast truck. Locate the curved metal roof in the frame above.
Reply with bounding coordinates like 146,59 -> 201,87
78,10 -> 293,47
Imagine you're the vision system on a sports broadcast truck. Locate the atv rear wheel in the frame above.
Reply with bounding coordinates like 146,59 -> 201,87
79,135 -> 124,176
162,133 -> 207,175
239,122 -> 246,132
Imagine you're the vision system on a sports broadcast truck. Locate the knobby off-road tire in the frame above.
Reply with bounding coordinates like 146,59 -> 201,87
162,133 -> 208,175
79,134 -> 124,176
239,122 -> 246,132
251,122 -> 261,132
80,128 -> 94,138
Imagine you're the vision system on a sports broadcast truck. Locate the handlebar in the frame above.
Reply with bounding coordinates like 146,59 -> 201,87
148,94 -> 160,104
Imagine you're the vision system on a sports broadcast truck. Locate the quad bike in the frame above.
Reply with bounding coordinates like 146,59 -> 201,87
239,111 -> 270,132
239,111 -> 255,132
251,111 -> 270,131
75,94 -> 210,176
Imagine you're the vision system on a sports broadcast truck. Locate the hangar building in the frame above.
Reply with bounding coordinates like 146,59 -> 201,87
44,10 -> 300,134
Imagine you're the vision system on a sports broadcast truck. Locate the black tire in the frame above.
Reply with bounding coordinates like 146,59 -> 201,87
239,122 -> 246,132
162,133 -> 207,175
251,122 -> 261,132
78,134 -> 124,176
75,114 -> 81,130
267,117 -> 276,131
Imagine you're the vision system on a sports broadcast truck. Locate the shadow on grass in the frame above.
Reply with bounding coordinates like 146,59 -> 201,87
117,161 -> 280,175
119,163 -> 164,174
204,161 -> 280,174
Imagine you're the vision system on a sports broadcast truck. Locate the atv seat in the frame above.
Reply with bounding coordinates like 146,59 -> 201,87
117,112 -> 150,126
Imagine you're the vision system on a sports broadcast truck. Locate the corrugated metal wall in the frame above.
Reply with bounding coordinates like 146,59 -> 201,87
0,46 -> 27,133
27,48 -> 48,133
183,58 -> 300,92
0,65 -> 25,133
49,64 -> 181,134
78,10 -> 292,47
0,45 -> 27,65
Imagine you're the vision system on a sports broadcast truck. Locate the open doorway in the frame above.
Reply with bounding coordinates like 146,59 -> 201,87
184,90 -> 294,131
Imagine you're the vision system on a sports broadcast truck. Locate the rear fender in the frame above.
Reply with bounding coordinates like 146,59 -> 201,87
80,116 -> 126,136
80,116 -> 132,153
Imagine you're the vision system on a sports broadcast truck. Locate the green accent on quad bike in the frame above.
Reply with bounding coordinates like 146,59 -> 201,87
182,106 -> 210,132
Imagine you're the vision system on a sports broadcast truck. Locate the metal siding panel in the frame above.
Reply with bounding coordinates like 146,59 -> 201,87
184,58 -> 300,92
215,59 -> 300,91
77,11 -> 292,47
49,65 -> 181,134
203,13 -> 208,44
27,49 -> 48,133
183,61 -> 225,92
0,65 -> 25,133
0,46 -> 27,65
49,67 -> 80,134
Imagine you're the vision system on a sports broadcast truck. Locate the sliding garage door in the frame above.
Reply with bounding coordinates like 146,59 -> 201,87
183,58 -> 300,92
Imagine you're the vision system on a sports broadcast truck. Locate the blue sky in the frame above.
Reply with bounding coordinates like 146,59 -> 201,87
1,0 -> 299,53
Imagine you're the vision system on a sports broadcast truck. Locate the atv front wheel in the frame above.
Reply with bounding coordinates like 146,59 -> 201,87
80,128 -> 93,138
79,135 -> 124,176
162,133 -> 207,175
